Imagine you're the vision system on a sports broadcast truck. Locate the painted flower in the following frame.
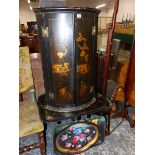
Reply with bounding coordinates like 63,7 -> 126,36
87,136 -> 92,141
79,133 -> 86,138
79,138 -> 85,142
73,136 -> 80,144
84,128 -> 90,133
73,127 -> 83,135
61,134 -> 68,141
65,142 -> 72,148
79,134 -> 86,142
70,127 -> 74,132
76,144 -> 82,149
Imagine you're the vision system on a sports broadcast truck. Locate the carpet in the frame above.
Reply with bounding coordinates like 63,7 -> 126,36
19,118 -> 135,155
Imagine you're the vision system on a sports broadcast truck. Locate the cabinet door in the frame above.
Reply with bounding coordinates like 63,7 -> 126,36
48,13 -> 75,107
75,13 -> 97,106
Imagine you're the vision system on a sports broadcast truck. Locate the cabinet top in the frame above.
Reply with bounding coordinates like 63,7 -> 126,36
34,7 -> 100,14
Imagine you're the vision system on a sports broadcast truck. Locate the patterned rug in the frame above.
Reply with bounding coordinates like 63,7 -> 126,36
19,118 -> 135,155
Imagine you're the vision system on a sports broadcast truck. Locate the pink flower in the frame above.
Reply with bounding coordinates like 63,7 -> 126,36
79,133 -> 86,138
65,142 -> 71,148
76,144 -> 81,149
61,134 -> 68,141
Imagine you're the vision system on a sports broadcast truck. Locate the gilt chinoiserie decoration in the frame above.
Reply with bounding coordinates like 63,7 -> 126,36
34,7 -> 100,112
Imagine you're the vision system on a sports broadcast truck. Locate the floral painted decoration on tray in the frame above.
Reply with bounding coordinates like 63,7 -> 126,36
55,123 -> 99,154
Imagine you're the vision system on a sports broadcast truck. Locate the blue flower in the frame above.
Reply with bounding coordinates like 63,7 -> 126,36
73,127 -> 83,135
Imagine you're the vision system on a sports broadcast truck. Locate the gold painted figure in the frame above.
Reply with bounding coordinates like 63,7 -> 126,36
78,43 -> 89,62
56,46 -> 68,59
80,81 -> 88,97
58,87 -> 72,100
77,64 -> 88,74
53,63 -> 69,74
76,32 -> 89,62
76,32 -> 87,42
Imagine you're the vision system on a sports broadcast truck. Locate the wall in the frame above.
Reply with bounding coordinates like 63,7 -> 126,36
20,0 -> 135,27
99,0 -> 135,22
19,0 -> 38,27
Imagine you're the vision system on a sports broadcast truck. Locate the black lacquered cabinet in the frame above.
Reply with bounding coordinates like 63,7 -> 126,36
34,7 -> 100,111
